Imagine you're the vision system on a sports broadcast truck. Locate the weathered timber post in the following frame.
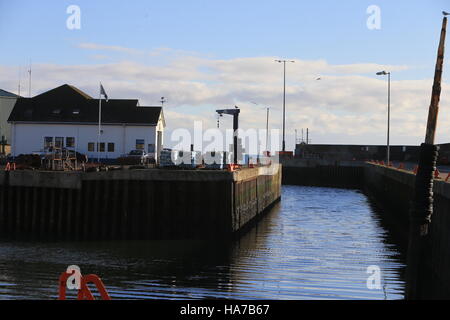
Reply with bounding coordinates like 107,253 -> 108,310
406,16 -> 447,300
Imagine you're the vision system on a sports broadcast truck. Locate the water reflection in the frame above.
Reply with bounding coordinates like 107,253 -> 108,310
0,185 -> 405,299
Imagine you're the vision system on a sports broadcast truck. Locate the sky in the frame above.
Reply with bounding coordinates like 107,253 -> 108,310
1,0 -> 450,151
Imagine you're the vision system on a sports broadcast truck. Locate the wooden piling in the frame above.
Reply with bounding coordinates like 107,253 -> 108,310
120,179 -> 129,240
15,186 -> 23,238
91,180 -> 101,240
109,179 -> 120,240
64,188 -> 74,240
100,180 -> 110,239
0,185 -> 6,236
406,16 -> 447,300
73,188 -> 83,241
81,181 -> 92,240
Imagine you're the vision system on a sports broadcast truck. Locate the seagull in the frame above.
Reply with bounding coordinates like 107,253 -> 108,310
443,11 -> 450,16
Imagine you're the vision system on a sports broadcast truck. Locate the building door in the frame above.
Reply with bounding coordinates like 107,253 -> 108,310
157,131 -> 162,163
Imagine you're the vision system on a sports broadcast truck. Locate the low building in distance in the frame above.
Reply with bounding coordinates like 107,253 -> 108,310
7,84 -> 165,162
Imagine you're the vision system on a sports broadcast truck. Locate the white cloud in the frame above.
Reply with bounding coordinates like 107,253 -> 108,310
77,42 -> 144,55
1,48 -> 448,150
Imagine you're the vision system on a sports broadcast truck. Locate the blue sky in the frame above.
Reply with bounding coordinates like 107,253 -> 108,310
0,0 -> 446,73
1,0 -> 450,149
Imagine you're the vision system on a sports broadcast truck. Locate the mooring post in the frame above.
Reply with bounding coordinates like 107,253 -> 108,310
406,16 -> 447,300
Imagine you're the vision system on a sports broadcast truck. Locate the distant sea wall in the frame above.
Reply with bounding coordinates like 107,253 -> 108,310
293,142 -> 450,164
281,158 -> 364,189
294,144 -> 420,161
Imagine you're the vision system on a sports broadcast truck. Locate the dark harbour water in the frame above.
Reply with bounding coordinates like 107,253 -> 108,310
0,185 -> 405,300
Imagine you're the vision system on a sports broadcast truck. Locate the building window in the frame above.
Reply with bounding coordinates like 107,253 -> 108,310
55,137 -> 64,148
98,142 -> 105,152
136,139 -> 145,150
44,137 -> 53,150
66,137 -> 75,148
148,144 -> 155,153
108,143 -> 115,152
88,142 -> 95,152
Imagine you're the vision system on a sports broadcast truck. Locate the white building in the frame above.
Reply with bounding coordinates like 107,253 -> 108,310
8,84 -> 165,162
0,89 -> 19,151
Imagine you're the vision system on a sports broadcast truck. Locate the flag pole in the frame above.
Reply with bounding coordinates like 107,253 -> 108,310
97,83 -> 102,163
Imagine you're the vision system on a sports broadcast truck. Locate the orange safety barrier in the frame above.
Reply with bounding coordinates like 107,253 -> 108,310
58,270 -> 111,300
446,173 -> 450,182
398,163 -> 405,170
380,161 -> 385,166
435,169 -> 442,179
4,162 -> 16,171
413,165 -> 418,174
388,161 -> 393,167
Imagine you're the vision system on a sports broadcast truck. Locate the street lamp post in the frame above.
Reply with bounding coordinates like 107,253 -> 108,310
251,102 -> 271,154
275,59 -> 295,152
265,107 -> 270,154
377,70 -> 391,164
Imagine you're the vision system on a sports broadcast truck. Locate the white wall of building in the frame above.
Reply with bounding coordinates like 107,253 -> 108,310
0,96 -> 17,144
11,122 -> 162,160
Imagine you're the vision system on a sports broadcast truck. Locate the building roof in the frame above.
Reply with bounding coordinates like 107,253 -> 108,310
8,84 -> 163,126
0,89 -> 19,98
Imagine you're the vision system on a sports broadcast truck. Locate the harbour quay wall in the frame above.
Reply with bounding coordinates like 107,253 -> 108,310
0,164 -> 281,241
363,163 -> 450,299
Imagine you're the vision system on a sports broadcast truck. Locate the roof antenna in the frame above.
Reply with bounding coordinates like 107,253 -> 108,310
160,96 -> 166,106
18,66 -> 21,97
28,59 -> 32,98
